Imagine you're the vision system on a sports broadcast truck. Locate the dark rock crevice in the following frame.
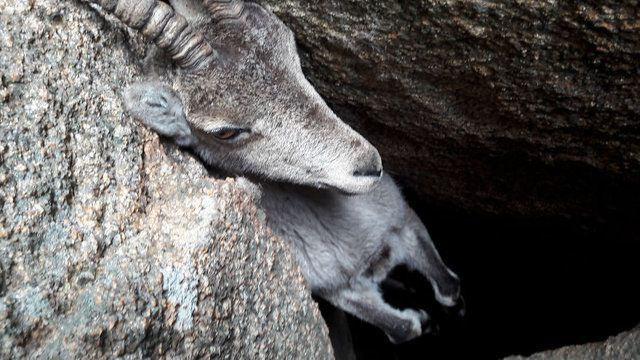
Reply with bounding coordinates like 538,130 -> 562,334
332,200 -> 640,359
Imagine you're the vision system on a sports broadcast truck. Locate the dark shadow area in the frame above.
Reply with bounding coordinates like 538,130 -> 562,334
330,190 -> 640,359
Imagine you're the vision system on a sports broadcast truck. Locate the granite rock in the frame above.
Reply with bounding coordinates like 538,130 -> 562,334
505,326 -> 640,360
0,1 -> 332,358
261,0 -> 640,221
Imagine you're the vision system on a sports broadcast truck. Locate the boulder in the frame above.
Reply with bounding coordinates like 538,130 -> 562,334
505,326 -> 640,360
0,1 -> 332,358
261,0 -> 640,221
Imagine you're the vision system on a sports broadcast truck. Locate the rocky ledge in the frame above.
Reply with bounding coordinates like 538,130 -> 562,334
506,325 -> 640,360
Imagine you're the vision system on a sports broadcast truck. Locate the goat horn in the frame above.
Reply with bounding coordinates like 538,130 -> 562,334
202,0 -> 246,21
95,0 -> 214,70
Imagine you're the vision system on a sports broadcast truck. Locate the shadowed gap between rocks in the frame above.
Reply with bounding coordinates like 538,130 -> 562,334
320,180 -> 640,359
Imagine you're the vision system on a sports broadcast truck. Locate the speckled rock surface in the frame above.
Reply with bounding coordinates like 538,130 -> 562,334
505,326 -> 640,360
261,0 -> 640,221
0,1 -> 332,358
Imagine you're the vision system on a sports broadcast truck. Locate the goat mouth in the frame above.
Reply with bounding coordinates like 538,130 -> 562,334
316,177 -> 380,196
317,181 -> 347,192
315,181 -> 359,195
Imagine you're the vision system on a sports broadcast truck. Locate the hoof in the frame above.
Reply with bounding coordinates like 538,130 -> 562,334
386,309 -> 430,344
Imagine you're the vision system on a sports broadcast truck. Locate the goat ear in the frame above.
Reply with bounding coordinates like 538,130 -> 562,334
123,82 -> 194,147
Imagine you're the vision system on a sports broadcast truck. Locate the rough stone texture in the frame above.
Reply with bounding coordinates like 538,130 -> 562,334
261,0 -> 640,221
0,1 -> 332,358
505,326 -> 640,360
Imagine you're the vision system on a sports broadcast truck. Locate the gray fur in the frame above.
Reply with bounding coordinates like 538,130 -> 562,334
259,175 -> 461,343
111,0 -> 461,343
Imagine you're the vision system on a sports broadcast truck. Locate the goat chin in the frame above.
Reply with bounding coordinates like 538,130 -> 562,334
316,175 -> 382,195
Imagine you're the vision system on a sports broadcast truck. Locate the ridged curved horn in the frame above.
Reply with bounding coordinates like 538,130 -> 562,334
202,0 -> 246,21
96,0 -> 214,70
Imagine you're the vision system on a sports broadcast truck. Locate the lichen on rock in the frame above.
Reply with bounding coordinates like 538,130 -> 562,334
0,1 -> 332,358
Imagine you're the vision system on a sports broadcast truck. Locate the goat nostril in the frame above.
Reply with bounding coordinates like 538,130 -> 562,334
353,168 -> 382,178
352,147 -> 383,179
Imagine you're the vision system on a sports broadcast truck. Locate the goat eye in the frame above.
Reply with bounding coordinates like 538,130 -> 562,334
212,128 -> 241,140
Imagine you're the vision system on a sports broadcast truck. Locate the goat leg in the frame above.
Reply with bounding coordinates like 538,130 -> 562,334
402,208 -> 462,308
323,279 -> 431,344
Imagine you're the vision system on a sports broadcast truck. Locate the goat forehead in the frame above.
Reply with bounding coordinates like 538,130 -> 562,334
179,32 -> 300,100
179,72 -> 308,118
202,2 -> 295,62
179,59 -> 318,122
175,3 -> 324,125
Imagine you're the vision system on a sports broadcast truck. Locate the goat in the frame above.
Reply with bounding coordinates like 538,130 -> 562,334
95,0 -> 462,343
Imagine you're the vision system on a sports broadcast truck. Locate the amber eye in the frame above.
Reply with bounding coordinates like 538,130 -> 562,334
212,128 -> 243,140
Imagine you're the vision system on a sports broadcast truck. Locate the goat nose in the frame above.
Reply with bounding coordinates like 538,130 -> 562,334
353,168 -> 382,178
352,149 -> 383,178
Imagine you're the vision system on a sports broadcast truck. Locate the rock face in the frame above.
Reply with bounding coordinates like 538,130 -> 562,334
0,1 -> 332,358
261,0 -> 640,221
505,326 -> 640,360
